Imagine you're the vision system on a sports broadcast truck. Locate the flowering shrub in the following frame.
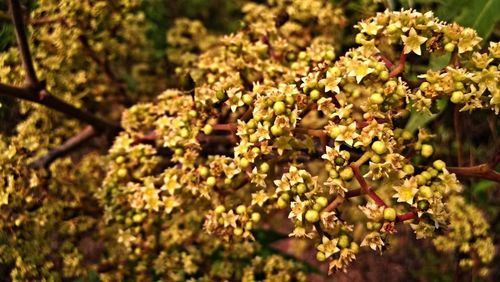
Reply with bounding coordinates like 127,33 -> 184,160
0,0 -> 498,281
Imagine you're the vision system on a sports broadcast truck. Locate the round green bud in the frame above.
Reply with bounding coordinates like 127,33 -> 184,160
454,81 -> 464,90
419,186 -> 433,198
206,176 -> 217,187
251,212 -> 261,223
296,183 -> 307,194
450,91 -> 464,104
132,214 -> 143,223
372,222 -> 382,230
273,101 -> 286,115
245,222 -> 253,230
433,160 -> 446,171
236,205 -> 246,215
305,210 -> 320,223
421,171 -> 432,180
339,167 -> 354,181
215,205 -> 226,214
239,158 -> 250,169
335,156 -> 345,166
366,222 -> 373,230
326,50 -> 335,61
421,144 -> 434,158
285,95 -> 295,105
316,251 -> 326,262
417,200 -> 430,211
383,208 -> 397,222
175,148 -> 184,156
242,94 -> 253,105
199,166 -> 209,178
316,196 -> 329,208
338,234 -> 350,248
419,82 -> 430,91
350,242 -> 360,253
403,164 -> 415,175
233,228 -> 243,236
188,110 -> 197,118
444,42 -> 455,53
277,197 -> 288,209
116,156 -> 125,164
298,51 -> 307,60
415,175 -> 427,186
281,193 -> 291,202
313,203 -> 323,211
427,168 -> 438,177
329,169 -> 339,178
371,140 -> 387,155
202,124 -> 213,135
379,70 -> 390,81
309,89 -> 321,100
370,154 -> 382,163
270,124 -> 283,136
370,93 -> 384,104
259,162 -> 270,173
401,130 -> 413,140
117,168 -> 128,178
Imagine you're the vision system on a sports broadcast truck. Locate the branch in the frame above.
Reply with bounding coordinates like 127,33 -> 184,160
0,83 -> 121,133
8,0 -> 39,87
350,162 -> 388,207
447,163 -> 500,183
389,53 -> 407,77
29,126 -> 97,168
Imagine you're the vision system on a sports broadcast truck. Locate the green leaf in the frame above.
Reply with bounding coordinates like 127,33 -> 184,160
405,99 -> 448,134
436,0 -> 500,40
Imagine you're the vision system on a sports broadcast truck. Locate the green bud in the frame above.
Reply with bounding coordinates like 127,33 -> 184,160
305,210 -> 320,223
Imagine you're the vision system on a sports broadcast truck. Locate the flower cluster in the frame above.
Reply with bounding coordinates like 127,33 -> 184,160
102,5 -> 498,276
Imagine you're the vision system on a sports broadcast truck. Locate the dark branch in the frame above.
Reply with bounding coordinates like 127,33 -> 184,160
8,0 -> 39,87
30,126 -> 97,168
447,163 -> 500,183
0,83 -> 121,133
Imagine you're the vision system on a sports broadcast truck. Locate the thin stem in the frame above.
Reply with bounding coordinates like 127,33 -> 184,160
8,0 -> 39,87
447,163 -> 500,183
350,163 -> 387,207
396,211 -> 417,222
30,126 -> 97,168
389,53 -> 407,77
324,194 -> 344,212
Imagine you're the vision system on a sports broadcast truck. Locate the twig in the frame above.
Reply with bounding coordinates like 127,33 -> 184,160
350,162 -> 388,207
389,53 -> 407,77
447,163 -> 500,183
396,211 -> 417,222
30,126 -> 97,168
0,84 -> 121,133
8,0 -> 39,87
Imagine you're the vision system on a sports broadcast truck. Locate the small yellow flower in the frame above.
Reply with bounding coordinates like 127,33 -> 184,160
401,28 -> 428,55
393,178 -> 419,205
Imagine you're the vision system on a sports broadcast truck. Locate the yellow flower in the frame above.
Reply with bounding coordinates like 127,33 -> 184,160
393,178 -> 419,205
347,61 -> 374,83
251,190 -> 269,207
401,27 -> 427,55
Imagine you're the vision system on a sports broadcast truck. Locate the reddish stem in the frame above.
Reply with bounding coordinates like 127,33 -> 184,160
350,163 -> 388,207
389,53 -> 407,77
396,211 -> 417,222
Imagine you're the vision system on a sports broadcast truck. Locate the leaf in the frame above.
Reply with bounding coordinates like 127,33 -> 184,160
405,99 -> 448,134
436,0 -> 500,40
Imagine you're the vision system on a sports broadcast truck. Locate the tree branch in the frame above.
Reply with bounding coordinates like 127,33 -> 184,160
0,83 -> 121,133
30,126 -> 97,168
8,0 -> 39,87
447,163 -> 500,183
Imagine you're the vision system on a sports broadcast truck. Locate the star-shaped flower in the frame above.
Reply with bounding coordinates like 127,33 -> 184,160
393,178 -> 419,205
401,27 -> 428,55
347,61 -> 374,83
251,190 -> 269,207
